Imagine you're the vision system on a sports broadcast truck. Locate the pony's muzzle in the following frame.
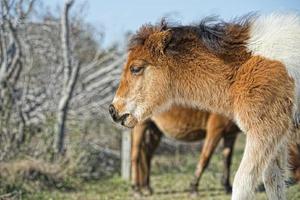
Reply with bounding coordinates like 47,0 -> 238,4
109,104 -> 129,123
109,104 -> 137,128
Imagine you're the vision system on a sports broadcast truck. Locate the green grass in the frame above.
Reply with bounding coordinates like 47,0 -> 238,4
24,134 -> 300,200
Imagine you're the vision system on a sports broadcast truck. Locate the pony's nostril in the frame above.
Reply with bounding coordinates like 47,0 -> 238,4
109,104 -> 116,117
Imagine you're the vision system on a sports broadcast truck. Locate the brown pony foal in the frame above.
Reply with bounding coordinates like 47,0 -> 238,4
131,105 -> 239,196
110,13 -> 300,199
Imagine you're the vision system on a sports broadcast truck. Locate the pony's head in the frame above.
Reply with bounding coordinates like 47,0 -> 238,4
109,21 -> 178,128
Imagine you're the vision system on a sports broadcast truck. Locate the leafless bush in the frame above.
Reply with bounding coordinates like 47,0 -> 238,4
0,0 -> 124,161
0,1 -> 128,196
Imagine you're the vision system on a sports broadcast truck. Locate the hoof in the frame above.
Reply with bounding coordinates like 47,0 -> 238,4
132,185 -> 143,198
133,190 -> 143,199
221,179 -> 232,194
142,186 -> 153,196
224,185 -> 232,194
189,181 -> 199,198
189,190 -> 199,198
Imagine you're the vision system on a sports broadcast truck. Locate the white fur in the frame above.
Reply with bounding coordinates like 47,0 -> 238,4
263,147 -> 287,200
246,13 -> 300,119
125,100 -> 137,114
234,114 -> 246,133
112,97 -> 124,105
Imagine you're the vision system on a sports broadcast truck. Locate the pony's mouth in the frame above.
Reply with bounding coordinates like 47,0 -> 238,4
119,113 -> 129,124
120,113 -> 138,128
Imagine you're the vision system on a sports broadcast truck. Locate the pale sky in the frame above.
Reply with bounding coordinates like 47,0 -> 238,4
45,0 -> 300,47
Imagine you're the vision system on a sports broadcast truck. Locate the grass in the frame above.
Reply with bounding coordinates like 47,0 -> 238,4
24,134 -> 300,200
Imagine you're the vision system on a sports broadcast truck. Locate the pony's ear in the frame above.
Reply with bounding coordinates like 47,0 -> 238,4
147,28 -> 178,56
157,29 -> 173,55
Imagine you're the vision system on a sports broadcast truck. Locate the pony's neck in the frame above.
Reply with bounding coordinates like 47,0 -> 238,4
171,54 -> 237,118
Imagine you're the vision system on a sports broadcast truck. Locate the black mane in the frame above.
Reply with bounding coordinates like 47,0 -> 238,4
129,13 -> 256,56
199,14 -> 255,53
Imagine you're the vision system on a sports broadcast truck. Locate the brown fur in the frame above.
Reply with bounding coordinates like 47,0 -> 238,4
111,18 -> 295,199
289,143 -> 300,182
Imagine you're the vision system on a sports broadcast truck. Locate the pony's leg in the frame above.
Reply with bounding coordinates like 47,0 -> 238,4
221,131 -> 238,193
131,122 -> 147,197
140,122 -> 162,195
232,131 -> 287,200
263,143 -> 288,200
190,114 -> 227,195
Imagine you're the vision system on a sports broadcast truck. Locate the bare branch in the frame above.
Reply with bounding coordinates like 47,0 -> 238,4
61,0 -> 74,87
54,0 -> 79,155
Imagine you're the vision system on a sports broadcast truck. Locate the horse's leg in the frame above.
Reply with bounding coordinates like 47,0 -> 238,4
288,142 -> 300,182
189,114 -> 227,195
221,131 -> 238,193
137,143 -> 149,193
263,143 -> 288,200
232,131 -> 288,200
131,122 -> 147,197
140,121 -> 162,195
293,143 -> 300,182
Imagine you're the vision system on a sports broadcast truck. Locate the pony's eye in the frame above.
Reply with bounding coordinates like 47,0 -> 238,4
130,66 -> 144,75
